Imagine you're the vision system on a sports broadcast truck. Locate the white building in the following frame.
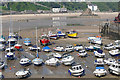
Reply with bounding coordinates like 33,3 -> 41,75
52,8 -> 67,13
88,4 -> 98,11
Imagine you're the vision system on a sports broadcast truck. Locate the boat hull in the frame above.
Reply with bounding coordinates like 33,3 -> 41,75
67,33 -> 78,38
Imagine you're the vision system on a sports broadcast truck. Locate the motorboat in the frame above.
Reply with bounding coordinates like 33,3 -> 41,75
74,44 -> 83,51
42,46 -> 51,52
0,70 -> 4,79
53,46 -> 64,52
66,30 -> 78,38
39,34 -> 50,46
8,33 -> 17,39
114,40 -> 120,49
5,52 -> 15,60
0,37 -> 6,44
91,38 -> 102,45
103,43 -> 115,50
5,46 -> 15,52
93,66 -> 107,77
65,45 -> 74,52
7,38 -> 17,46
28,45 -> 40,51
77,50 -> 87,57
108,62 -> 120,75
52,53 -> 62,59
61,55 -> 74,66
68,65 -> 85,76
104,58 -> 116,65
15,68 -> 31,79
24,38 -> 31,46
48,31 -> 58,40
45,58 -> 60,66
109,49 -> 120,56
0,61 -> 5,69
0,44 -> 5,51
85,45 -> 95,51
94,58 -> 104,65
14,43 -> 22,50
56,29 -> 66,38
93,45 -> 101,50
20,58 -> 31,66
88,35 -> 101,41
94,49 -> 105,58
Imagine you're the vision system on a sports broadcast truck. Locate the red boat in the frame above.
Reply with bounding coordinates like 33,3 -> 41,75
39,34 -> 50,46
114,13 -> 120,23
14,44 -> 22,49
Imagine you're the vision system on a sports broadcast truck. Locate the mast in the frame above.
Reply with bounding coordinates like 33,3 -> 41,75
36,27 -> 39,58
18,27 -> 20,44
0,5 -> 2,37
9,23 -> 11,52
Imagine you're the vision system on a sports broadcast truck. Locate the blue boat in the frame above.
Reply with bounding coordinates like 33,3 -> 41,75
24,38 -> 31,46
42,46 -> 51,52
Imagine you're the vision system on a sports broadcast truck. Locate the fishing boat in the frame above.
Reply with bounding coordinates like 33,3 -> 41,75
39,34 -> 50,46
108,62 -> 120,75
74,44 -> 84,51
0,61 -> 5,69
104,58 -> 116,65
56,28 -> 66,38
61,55 -> 74,66
93,66 -> 107,77
53,46 -> 64,52
94,49 -> 105,58
0,44 -> 5,51
77,50 -> 87,57
45,58 -> 60,66
52,53 -> 62,59
109,49 -> 120,56
85,45 -> 95,51
48,31 -> 58,40
20,58 -> 31,66
103,43 -> 115,50
42,46 -> 51,52
32,27 -> 43,66
15,68 -> 31,79
24,38 -> 31,46
65,45 -> 74,52
68,65 -> 85,76
28,45 -> 40,51
66,30 -> 78,38
94,58 -> 104,65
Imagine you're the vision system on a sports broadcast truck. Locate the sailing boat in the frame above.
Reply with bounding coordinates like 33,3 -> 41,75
32,27 -> 43,66
14,27 -> 22,50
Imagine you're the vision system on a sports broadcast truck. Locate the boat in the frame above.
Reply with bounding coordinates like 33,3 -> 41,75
114,40 -> 120,49
74,44 -> 84,51
0,61 -> 5,69
68,65 -> 85,76
88,35 -> 101,41
32,27 -> 43,66
94,58 -> 104,65
5,52 -> 15,60
94,49 -> 105,58
93,45 -> 101,50
65,45 -> 74,52
93,66 -> 107,77
0,44 -> 5,51
24,38 -> 31,46
61,55 -> 74,66
91,38 -> 102,45
85,45 -> 95,51
53,46 -> 64,52
15,68 -> 31,79
56,28 -> 66,38
109,49 -> 120,56
0,70 -> 4,79
42,46 -> 51,52
45,58 -> 60,66
103,43 -> 115,50
39,34 -> 50,46
5,46 -> 15,52
108,62 -> 120,75
20,58 -> 31,66
66,30 -> 78,38
104,58 -> 116,65
7,38 -> 17,46
77,50 -> 87,57
48,31 -> 58,40
52,53 -> 62,59
28,45 -> 40,51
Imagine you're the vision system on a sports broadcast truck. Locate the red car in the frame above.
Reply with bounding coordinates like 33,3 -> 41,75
39,34 -> 50,46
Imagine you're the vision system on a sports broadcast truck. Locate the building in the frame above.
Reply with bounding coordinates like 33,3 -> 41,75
52,8 -> 67,13
87,4 -> 98,11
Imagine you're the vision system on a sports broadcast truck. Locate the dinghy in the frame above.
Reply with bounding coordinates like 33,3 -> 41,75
48,31 -> 58,40
93,66 -> 107,77
104,58 -> 116,65
103,43 -> 115,50
77,50 -> 87,57
20,58 -> 31,66
53,46 -> 64,52
24,38 -> 31,46
74,44 -> 83,51
68,65 -> 85,76
65,45 -> 74,52
52,53 -> 62,59
56,29 -> 66,38
42,46 -> 51,52
0,61 -> 5,69
39,34 -> 50,46
94,49 -> 105,58
15,68 -> 31,79
5,52 -> 15,60
28,45 -> 40,51
94,58 -> 104,65
45,58 -> 60,66
66,30 -> 78,38
109,49 -> 120,56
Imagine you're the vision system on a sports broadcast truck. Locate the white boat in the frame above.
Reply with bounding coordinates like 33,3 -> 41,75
94,49 -> 105,58
0,61 -> 5,69
74,44 -> 83,51
42,46 -> 51,52
0,70 -> 4,79
103,43 -> 115,50
93,45 -> 101,50
65,45 -> 74,52
15,68 -> 31,79
8,37 -> 17,46
5,46 -> 15,52
5,52 -> 15,60
53,46 -> 64,52
52,53 -> 62,59
114,40 -> 120,49
0,44 -> 5,51
108,62 -> 120,75
61,55 -> 74,66
68,65 -> 85,76
20,58 -> 31,66
85,45 -> 95,51
91,38 -> 102,45
94,58 -> 104,65
56,29 -> 66,38
28,45 -> 40,51
93,66 -> 107,77
77,50 -> 87,57
45,58 -> 60,66
48,31 -> 58,40
0,38 -> 6,44
24,38 -> 31,46
109,49 -> 120,56
104,58 -> 116,65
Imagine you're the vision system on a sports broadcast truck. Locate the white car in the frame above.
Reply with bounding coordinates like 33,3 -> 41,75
68,65 -> 85,76
109,49 -> 120,56
104,58 -> 116,65
45,58 -> 60,66
65,45 -> 74,52
94,49 -> 105,57
53,46 -> 64,52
